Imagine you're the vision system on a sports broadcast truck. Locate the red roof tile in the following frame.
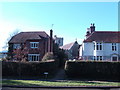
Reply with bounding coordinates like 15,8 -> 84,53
84,31 -> 120,43
9,31 -> 49,43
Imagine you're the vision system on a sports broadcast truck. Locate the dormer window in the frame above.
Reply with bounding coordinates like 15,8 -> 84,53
30,42 -> 39,48
112,43 -> 117,51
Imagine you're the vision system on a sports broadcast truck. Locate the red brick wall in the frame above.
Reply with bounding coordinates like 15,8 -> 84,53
26,39 -> 49,60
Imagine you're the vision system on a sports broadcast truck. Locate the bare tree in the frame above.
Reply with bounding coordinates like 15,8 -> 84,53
2,29 -> 21,51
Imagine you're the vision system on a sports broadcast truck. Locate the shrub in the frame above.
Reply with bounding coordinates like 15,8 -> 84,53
42,52 -> 54,61
2,60 -> 58,77
65,60 -> 120,80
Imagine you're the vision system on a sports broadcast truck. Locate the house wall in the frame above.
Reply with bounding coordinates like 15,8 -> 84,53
26,39 -> 49,60
66,42 -> 79,60
9,38 -> 49,61
80,42 -> 120,61
71,43 -> 79,59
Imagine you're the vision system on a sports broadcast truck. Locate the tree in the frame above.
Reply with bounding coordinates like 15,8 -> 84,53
12,44 -> 29,62
3,29 -> 21,52
53,43 -> 68,68
42,52 -> 54,62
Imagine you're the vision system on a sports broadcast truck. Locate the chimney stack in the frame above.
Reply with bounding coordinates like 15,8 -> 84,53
50,29 -> 53,52
90,23 -> 95,33
86,23 -> 95,38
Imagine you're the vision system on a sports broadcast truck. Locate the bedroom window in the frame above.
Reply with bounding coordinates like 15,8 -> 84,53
96,43 -> 102,50
30,42 -> 39,48
13,44 -> 21,49
112,43 -> 117,51
94,42 -> 102,50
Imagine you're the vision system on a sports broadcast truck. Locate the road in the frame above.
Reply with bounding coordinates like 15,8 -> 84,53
2,87 -> 120,90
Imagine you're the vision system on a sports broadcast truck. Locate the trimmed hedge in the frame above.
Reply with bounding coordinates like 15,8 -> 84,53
65,61 -> 120,80
2,60 -> 58,77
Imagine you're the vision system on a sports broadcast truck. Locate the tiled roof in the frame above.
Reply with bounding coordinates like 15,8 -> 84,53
9,31 -> 49,43
60,41 -> 78,50
60,42 -> 74,50
84,31 -> 120,43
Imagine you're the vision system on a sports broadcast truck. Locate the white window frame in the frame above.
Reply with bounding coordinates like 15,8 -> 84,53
111,55 -> 118,61
28,54 -> 40,61
13,44 -> 21,49
112,43 -> 117,51
94,42 -> 103,50
30,42 -> 39,48
93,56 -> 103,61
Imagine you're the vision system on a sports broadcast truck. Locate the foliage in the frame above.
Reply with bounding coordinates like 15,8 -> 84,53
65,60 -> 120,80
12,45 -> 28,61
42,52 -> 54,61
53,43 -> 68,67
2,61 -> 58,77
3,29 -> 21,52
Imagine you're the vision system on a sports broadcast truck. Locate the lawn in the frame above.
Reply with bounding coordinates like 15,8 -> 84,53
2,80 -> 120,87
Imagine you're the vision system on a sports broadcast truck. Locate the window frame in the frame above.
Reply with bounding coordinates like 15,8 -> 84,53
112,43 -> 117,51
28,54 -> 40,61
93,56 -> 103,61
30,42 -> 39,48
13,44 -> 21,49
94,42 -> 103,51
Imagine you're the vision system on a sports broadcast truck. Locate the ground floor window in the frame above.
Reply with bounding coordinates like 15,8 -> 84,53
111,55 -> 118,61
28,54 -> 40,61
93,56 -> 103,61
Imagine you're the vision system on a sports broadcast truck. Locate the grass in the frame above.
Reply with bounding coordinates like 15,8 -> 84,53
2,79 -> 120,87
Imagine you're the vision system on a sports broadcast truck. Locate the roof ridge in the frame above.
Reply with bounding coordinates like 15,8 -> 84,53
84,31 -> 120,43
9,31 -> 49,43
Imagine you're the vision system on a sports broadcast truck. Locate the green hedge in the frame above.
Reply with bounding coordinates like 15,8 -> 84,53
65,61 -> 120,80
2,60 -> 58,77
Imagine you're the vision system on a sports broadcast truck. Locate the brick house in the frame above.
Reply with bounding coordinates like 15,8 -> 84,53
8,30 -> 53,61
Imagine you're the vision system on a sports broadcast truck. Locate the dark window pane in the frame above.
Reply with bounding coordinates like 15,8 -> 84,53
112,57 -> 117,61
97,45 -> 99,50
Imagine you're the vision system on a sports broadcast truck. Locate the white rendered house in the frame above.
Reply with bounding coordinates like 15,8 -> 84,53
79,24 -> 120,61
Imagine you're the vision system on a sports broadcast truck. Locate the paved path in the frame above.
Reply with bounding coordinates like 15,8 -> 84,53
52,68 -> 66,80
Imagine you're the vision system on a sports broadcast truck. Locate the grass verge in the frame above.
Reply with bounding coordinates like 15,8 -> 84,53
2,80 -> 120,87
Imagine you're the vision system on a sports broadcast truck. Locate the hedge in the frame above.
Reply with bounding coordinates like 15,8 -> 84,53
2,60 -> 58,77
65,61 -> 120,80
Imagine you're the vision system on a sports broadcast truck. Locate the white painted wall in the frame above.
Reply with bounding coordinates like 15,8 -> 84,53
80,42 -> 120,61
82,42 -> 94,56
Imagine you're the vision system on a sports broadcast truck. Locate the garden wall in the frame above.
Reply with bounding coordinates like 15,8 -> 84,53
2,60 -> 58,77
65,61 -> 120,80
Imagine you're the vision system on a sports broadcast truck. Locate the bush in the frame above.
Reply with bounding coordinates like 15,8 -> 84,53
42,52 -> 54,61
2,60 -> 58,77
65,60 -> 120,80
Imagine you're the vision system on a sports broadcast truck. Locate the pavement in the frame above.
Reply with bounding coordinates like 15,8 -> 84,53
2,85 -> 120,90
2,87 -> 120,90
2,69 -> 120,90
